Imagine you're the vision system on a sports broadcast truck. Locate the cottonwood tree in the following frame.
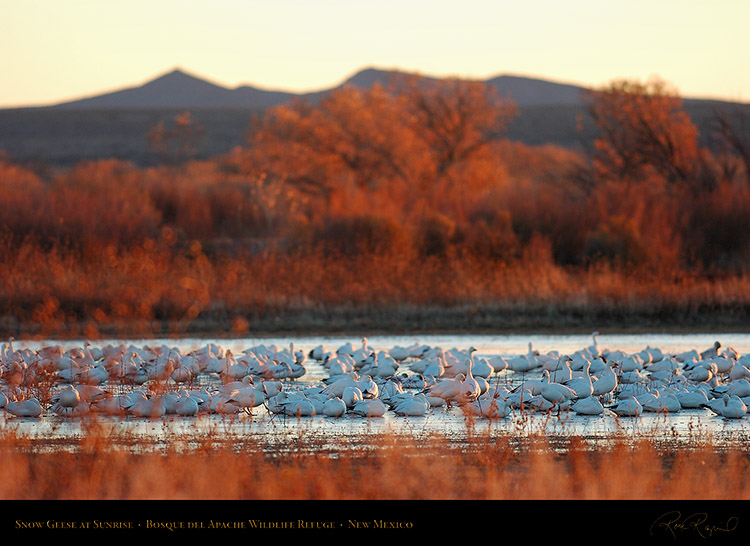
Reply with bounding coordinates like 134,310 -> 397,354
244,75 -> 517,199
585,78 -> 704,189
712,106 -> 750,185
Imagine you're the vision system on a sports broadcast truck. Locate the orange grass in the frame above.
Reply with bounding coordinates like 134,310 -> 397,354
3,235 -> 750,338
1,422 -> 749,500
2,113 -> 750,337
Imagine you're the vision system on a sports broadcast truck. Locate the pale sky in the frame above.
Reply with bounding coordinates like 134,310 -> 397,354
1,0 -> 748,107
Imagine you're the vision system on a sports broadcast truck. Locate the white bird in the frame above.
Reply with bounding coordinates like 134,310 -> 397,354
683,360 -> 717,382
465,392 -> 511,418
507,354 -> 538,372
611,397 -> 643,417
128,396 -> 166,418
423,373 -> 466,404
470,357 -> 494,379
321,397 -> 347,417
571,396 -> 604,416
540,370 -> 577,407
55,385 -> 81,408
5,398 -> 43,417
391,393 -> 431,417
342,386 -> 364,409
282,398 -> 317,417
592,364 -> 618,398
588,331 -> 602,357
563,361 -> 594,399
487,355 -> 509,374
308,344 -> 327,361
351,398 -> 387,417
457,359 -> 481,403
705,394 -> 747,419
174,394 -> 200,416
675,388 -> 710,409
700,341 -> 722,361
726,379 -> 750,399
641,391 -> 681,413
618,354 -> 646,372
228,383 -> 267,409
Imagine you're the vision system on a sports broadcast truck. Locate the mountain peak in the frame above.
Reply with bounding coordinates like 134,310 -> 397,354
51,66 -> 592,110
145,68 -> 225,89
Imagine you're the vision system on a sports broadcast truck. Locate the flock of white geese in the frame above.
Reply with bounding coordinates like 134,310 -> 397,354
1,334 -> 750,422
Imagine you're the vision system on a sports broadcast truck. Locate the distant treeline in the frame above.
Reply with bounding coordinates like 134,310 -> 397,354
0,75 -> 749,337
0,96 -> 746,167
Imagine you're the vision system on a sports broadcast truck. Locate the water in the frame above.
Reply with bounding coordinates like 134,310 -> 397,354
5,332 -> 750,451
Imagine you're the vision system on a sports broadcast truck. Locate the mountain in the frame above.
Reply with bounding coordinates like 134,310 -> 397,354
51,67 -> 590,110
486,75 -> 587,107
54,68 -> 297,109
2,67 -> 746,167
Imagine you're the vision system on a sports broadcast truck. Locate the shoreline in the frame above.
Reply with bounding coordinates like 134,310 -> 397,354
2,305 -> 749,341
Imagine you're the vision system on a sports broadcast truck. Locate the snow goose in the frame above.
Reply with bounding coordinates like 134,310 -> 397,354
50,402 -> 91,417
618,354 -> 646,372
174,393 -> 201,416
709,356 -> 735,374
587,357 -> 609,375
321,396 -> 347,417
507,349 -> 540,372
388,346 -> 411,362
721,379 -> 750,399
128,395 -> 166,418
54,384 -> 81,408
525,394 -> 557,413
391,393 -> 431,417
282,398 -> 317,417
729,362 -> 750,381
619,369 -> 645,384
377,378 -> 404,405
592,364 -> 618,398
456,359 -> 481,404
548,358 -> 573,383
351,398 -> 387,417
228,383 -> 267,409
705,394 -> 747,419
321,373 -> 378,399
506,388 -> 534,410
571,396 -> 604,416
684,362 -> 717,383
587,331 -> 602,358
351,338 -> 374,365
540,370 -> 577,408
641,390 -> 681,413
700,341 -> 722,361
611,397 -> 643,417
342,386 -> 364,409
487,355 -> 509,373
675,388 -> 710,409
465,392 -> 511,418
424,374 -> 465,405
5,398 -> 43,417
470,357 -> 494,379
563,361 -> 594,398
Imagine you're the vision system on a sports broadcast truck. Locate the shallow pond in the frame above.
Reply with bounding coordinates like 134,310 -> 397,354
4,332 -> 750,451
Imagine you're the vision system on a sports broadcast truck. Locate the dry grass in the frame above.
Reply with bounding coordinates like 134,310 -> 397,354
2,420 -> 749,500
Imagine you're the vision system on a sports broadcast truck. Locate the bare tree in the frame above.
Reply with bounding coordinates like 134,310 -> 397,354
585,78 -> 704,188
712,106 -> 750,185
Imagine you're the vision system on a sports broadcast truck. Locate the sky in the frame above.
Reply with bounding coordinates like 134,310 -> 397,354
1,0 -> 748,107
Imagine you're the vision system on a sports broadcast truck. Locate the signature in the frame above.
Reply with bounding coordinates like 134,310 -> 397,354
650,511 -> 739,539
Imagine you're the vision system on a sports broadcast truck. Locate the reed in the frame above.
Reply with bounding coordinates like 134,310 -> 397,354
1,420 -> 749,500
